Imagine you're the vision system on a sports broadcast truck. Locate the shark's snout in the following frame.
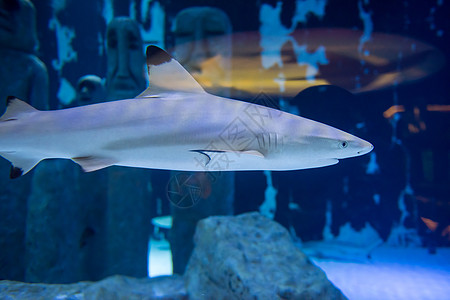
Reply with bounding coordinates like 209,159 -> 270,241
357,142 -> 374,156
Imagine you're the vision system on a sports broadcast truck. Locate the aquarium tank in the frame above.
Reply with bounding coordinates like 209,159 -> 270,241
0,0 -> 449,299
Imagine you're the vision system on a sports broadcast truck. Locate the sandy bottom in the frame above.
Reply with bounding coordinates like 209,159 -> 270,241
148,239 -> 450,300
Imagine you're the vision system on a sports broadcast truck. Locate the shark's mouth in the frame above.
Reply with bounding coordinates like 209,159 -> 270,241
305,158 -> 339,169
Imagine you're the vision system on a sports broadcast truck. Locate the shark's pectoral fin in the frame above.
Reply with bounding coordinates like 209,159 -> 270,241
0,151 -> 42,178
72,156 -> 117,172
191,149 -> 264,166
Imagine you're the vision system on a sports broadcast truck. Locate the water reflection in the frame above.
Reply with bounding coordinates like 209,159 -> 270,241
169,29 -> 445,97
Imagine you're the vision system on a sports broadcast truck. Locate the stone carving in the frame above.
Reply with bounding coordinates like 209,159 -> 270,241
103,17 -> 151,278
105,17 -> 146,101
0,0 -> 48,282
75,75 -> 105,106
169,7 -> 235,275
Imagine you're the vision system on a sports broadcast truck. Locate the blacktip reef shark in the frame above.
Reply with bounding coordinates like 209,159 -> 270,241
0,46 -> 373,179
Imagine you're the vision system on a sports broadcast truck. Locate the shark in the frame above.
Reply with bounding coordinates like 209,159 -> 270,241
0,46 -> 373,179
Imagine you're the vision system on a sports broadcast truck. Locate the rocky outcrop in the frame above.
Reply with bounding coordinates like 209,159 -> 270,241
0,213 -> 346,299
0,275 -> 187,300
185,212 -> 347,300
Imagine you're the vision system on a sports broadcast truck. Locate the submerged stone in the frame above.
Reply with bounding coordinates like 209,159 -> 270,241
0,275 -> 187,300
185,212 -> 347,299
1,213 -> 346,299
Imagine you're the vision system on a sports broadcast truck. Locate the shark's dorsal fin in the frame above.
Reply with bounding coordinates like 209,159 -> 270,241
0,96 -> 39,122
136,46 -> 206,98
0,97 -> 42,178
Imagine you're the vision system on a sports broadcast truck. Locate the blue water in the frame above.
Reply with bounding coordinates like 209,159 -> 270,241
0,1 -> 449,298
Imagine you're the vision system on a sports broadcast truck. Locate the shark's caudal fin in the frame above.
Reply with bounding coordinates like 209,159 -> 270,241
136,45 -> 206,98
0,96 -> 42,178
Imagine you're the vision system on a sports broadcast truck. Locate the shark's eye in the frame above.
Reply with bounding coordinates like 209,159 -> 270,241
339,141 -> 349,149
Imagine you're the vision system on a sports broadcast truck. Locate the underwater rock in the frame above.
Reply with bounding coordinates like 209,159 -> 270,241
0,275 -> 187,300
84,275 -> 187,300
184,212 -> 347,300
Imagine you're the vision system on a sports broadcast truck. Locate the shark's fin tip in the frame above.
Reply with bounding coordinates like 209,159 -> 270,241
10,166 -> 23,179
6,96 -> 17,105
146,45 -> 172,66
1,153 -> 41,179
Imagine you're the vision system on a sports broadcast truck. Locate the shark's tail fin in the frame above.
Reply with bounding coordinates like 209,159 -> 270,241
0,96 -> 42,178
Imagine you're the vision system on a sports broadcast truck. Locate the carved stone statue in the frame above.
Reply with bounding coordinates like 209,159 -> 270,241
75,75 -> 105,106
0,0 -> 48,111
172,6 -> 232,96
105,17 -> 146,101
0,0 -> 48,282
104,17 -> 151,279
